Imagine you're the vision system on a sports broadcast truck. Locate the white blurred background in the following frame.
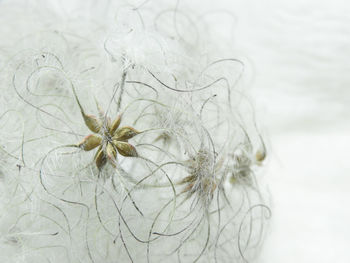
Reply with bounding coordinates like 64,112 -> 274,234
221,0 -> 350,262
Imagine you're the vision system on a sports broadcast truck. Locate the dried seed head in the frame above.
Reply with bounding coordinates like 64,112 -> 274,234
182,148 -> 217,206
79,134 -> 102,151
186,149 -> 214,177
83,113 -> 102,133
74,100 -> 139,169
114,141 -> 138,157
113,126 -> 140,141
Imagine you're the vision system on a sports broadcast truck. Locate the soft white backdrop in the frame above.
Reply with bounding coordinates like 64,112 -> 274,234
222,1 -> 350,262
1,0 -> 349,262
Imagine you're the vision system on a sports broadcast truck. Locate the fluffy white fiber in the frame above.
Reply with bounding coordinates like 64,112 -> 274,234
0,0 -> 270,262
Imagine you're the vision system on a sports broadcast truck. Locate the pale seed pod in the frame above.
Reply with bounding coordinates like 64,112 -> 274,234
79,134 -> 102,151
106,142 -> 117,161
83,113 -> 102,133
113,126 -> 140,141
94,146 -> 106,170
109,115 -> 122,135
114,141 -> 138,157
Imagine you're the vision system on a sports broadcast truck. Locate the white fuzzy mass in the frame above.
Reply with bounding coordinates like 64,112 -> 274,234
0,0 -> 270,262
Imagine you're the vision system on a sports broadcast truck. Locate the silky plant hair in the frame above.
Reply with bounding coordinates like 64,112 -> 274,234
0,0 -> 270,262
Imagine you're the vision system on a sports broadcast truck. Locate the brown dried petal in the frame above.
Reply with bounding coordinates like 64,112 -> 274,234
109,115 -> 121,135
114,141 -> 138,157
78,134 -> 102,151
113,126 -> 139,141
106,142 -> 117,161
95,147 -> 106,170
83,113 -> 102,133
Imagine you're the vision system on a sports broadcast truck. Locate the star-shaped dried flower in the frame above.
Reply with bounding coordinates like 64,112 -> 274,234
75,106 -> 139,170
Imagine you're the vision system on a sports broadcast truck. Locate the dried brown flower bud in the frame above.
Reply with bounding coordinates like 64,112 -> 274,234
106,142 -> 117,161
79,134 -> 102,151
113,126 -> 140,141
95,147 -> 106,170
114,141 -> 138,157
83,113 -> 102,133
109,115 -> 122,135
